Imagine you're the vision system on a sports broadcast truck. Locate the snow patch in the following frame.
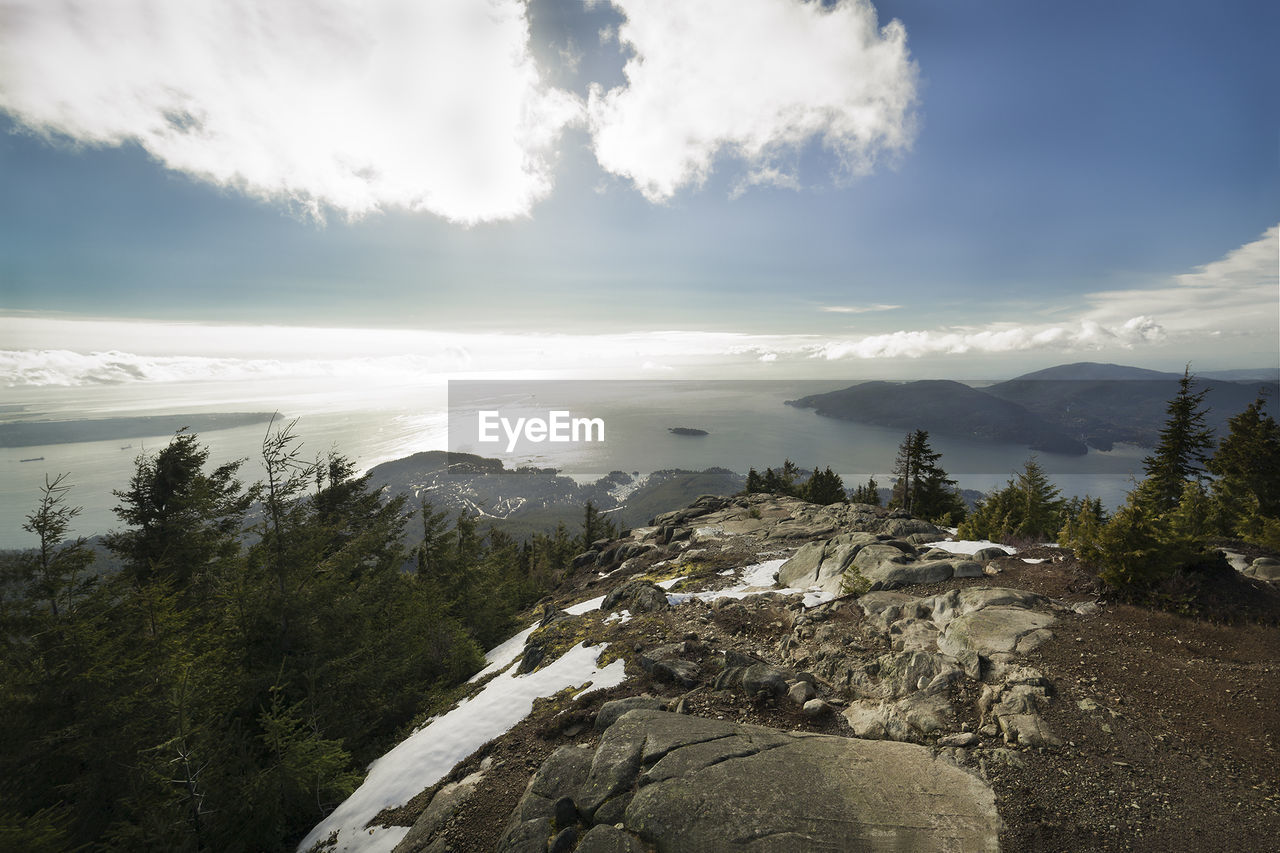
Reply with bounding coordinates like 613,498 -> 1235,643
566,595 -> 606,615
921,539 -> 1017,555
1022,558 -> 1048,564
469,625 -> 536,683
298,643 -> 625,853
604,609 -> 632,624
665,558 -> 834,608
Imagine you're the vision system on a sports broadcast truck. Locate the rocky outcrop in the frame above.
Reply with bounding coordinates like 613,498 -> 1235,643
393,761 -> 491,853
600,579 -> 669,614
500,710 -> 1000,853
646,494 -> 944,546
1243,557 -> 1280,583
777,532 -> 986,594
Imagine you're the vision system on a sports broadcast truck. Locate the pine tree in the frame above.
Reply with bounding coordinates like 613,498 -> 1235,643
889,430 -> 962,521
107,429 -> 251,593
13,474 -> 95,617
1139,367 -> 1213,514
744,468 -> 764,494
801,467 -> 846,505
850,476 -> 881,506
1207,395 -> 1280,543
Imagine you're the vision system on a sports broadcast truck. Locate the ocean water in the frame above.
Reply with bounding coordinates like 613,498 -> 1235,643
1,377 -> 1147,548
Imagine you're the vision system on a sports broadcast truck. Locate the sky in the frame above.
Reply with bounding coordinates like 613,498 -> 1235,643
1,0 -> 1277,384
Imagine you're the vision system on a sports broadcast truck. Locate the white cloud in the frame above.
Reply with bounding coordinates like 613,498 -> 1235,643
0,0 -> 582,224
1082,225 -> 1279,337
804,317 -> 1167,361
587,0 -> 917,201
821,304 -> 902,314
799,225 -> 1278,362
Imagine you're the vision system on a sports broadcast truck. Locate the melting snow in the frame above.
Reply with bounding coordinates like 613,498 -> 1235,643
921,539 -> 1017,555
664,558 -> 834,609
298,642 -> 625,853
604,609 -> 632,624
1022,558 -> 1048,564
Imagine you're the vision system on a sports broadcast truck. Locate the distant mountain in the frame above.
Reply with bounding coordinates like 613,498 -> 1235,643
1006,362 -> 1279,384
787,379 -> 1088,456
1198,368 -> 1280,383
1008,362 -> 1182,382
987,365 -> 1277,450
783,364 -> 1278,455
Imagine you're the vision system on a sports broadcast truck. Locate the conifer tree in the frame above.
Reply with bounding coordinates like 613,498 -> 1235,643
850,476 -> 881,506
108,429 -> 251,593
889,430 -> 963,521
801,466 -> 846,505
1207,395 -> 1280,543
1139,367 -> 1213,513
13,474 -> 95,617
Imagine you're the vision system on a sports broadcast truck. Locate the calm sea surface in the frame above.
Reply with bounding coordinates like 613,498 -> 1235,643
2,377 -> 1147,548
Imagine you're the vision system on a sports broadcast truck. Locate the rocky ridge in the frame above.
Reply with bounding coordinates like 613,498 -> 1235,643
363,493 -> 1279,853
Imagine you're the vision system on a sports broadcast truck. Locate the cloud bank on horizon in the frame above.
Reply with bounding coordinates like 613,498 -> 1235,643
4,225 -> 1274,387
0,0 -> 916,222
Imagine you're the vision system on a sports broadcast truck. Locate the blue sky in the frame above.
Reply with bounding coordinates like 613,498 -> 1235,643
0,0 -> 1276,382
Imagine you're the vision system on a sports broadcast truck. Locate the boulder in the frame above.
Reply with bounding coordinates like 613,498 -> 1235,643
565,710 -> 1001,852
595,696 -> 667,732
776,532 -> 879,593
601,580 -> 669,614
392,766 -> 486,853
1245,557 -> 1280,582
937,607 -> 1056,657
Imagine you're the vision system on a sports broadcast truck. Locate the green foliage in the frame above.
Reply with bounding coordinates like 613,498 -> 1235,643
1072,493 -> 1199,590
959,457 -> 1065,543
744,459 -> 804,497
889,430 -> 966,524
849,476 -> 881,506
8,473 -> 95,618
1063,375 -> 1280,598
1057,495 -> 1108,552
107,429 -> 251,593
1139,367 -> 1213,514
1207,395 -> 1280,545
579,500 -> 617,550
1,427 -> 565,852
800,466 -> 846,505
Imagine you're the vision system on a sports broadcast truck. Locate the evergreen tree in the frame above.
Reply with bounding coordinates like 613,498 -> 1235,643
12,473 -> 95,617
743,468 -> 764,494
960,459 -> 1065,543
107,429 -> 251,593
849,476 -> 881,506
1139,367 -> 1213,513
889,430 -> 962,521
579,500 -> 616,549
1207,395 -> 1280,544
415,497 -> 451,580
801,466 -> 846,505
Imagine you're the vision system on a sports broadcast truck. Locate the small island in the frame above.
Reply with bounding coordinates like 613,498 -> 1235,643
668,427 -> 709,437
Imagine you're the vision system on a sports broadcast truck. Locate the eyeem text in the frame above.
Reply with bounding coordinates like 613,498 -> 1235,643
477,410 -> 605,452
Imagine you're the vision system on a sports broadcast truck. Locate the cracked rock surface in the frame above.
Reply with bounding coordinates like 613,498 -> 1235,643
499,710 -> 1000,853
